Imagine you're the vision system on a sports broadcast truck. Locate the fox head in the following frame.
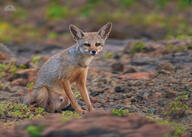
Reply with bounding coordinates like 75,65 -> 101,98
48,92 -> 69,112
69,22 -> 112,56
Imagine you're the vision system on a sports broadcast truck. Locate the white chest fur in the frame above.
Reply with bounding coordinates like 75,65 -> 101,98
80,55 -> 94,67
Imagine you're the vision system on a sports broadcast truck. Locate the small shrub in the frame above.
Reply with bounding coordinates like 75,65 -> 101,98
112,108 -> 129,116
0,82 -> 3,88
164,91 -> 190,119
103,53 -> 114,59
163,124 -> 186,137
27,82 -> 35,89
0,102 -> 47,121
118,0 -> 134,7
19,64 -> 26,69
130,41 -> 146,54
165,43 -> 188,53
32,56 -> 41,64
0,63 -> 7,72
156,0 -> 170,9
79,0 -> 101,17
47,32 -> 58,39
26,125 -> 44,137
74,91 -> 82,100
9,64 -> 17,74
61,111 -> 81,122
149,117 -> 186,137
178,0 -> 192,7
46,2 -> 70,20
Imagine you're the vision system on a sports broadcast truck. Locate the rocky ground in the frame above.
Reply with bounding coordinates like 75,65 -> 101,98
0,38 -> 191,137
0,112 -> 174,137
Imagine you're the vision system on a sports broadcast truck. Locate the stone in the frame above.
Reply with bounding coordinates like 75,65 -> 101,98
0,112 -> 173,137
120,72 -> 156,80
114,86 -> 125,93
111,62 -> 124,72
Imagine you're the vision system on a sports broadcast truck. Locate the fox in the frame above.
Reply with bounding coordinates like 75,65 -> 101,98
23,22 -> 112,114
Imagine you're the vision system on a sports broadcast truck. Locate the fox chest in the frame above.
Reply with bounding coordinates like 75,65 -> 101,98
63,66 -> 87,83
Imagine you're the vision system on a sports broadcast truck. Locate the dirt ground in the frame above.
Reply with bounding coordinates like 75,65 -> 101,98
0,38 -> 191,136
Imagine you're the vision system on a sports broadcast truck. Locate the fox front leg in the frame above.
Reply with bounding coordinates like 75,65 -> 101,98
77,68 -> 95,112
62,79 -> 87,114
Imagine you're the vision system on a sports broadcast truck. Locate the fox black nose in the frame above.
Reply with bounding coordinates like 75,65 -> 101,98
91,50 -> 96,55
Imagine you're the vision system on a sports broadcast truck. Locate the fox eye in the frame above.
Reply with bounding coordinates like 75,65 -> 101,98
95,43 -> 101,47
84,43 -> 91,47
59,97 -> 64,102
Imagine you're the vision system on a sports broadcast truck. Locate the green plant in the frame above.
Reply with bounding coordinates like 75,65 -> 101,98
79,0 -> 101,17
164,92 -> 190,119
178,0 -> 192,7
165,43 -> 188,53
0,22 -> 43,43
32,56 -> 41,64
11,7 -> 28,20
27,82 -> 35,89
111,108 -> 129,116
0,102 -> 47,121
9,64 -> 17,74
0,82 -> 3,88
163,124 -> 186,137
47,32 -> 58,39
26,125 -> 44,137
167,34 -> 192,40
103,52 -> 114,59
74,91 -> 82,100
19,64 -> 26,69
118,0 -> 134,7
148,116 -> 186,137
130,41 -> 146,54
156,0 -> 170,9
176,91 -> 190,101
46,1 -> 71,20
0,63 -> 7,72
0,63 -> 17,74
61,111 -> 81,122
168,101 -> 189,113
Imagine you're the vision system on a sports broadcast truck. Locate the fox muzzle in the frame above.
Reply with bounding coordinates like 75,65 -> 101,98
90,50 -> 97,56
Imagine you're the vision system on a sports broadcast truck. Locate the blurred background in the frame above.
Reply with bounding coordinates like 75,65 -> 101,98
0,0 -> 192,46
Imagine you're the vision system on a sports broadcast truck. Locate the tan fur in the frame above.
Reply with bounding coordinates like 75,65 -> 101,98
23,23 -> 112,114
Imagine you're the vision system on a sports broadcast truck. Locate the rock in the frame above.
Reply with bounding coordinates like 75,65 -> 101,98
1,112 -> 173,137
14,57 -> 30,68
138,90 -> 150,100
113,54 -> 121,60
157,62 -> 175,71
90,90 -> 104,97
124,67 -> 137,73
114,86 -> 125,93
153,92 -> 162,99
120,72 -> 156,80
111,62 -> 124,72
131,57 -> 155,66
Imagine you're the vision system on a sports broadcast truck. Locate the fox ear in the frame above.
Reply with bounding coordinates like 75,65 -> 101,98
98,22 -> 112,40
69,24 -> 84,41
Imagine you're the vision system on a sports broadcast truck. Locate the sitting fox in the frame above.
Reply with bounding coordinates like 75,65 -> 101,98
23,23 -> 112,114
